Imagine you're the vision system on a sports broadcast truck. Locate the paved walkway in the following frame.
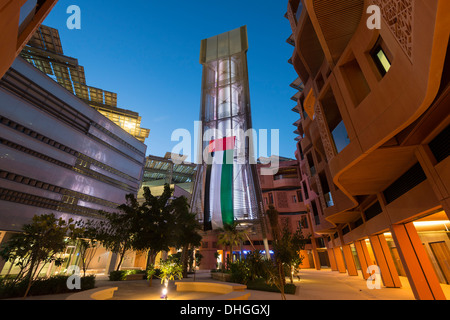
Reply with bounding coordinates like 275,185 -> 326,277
5,269 -> 450,300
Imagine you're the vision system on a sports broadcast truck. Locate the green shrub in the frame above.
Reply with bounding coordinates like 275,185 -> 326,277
0,275 -> 96,299
246,278 -> 297,295
109,269 -> 147,281
228,261 -> 250,284
109,270 -> 128,281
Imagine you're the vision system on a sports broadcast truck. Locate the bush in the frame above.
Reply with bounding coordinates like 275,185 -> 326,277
109,269 -> 149,281
246,278 -> 297,295
109,271 -> 128,281
0,275 -> 96,299
149,268 -> 161,279
228,261 -> 250,284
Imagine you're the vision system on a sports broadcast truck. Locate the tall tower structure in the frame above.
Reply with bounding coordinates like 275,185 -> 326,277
191,26 -> 269,253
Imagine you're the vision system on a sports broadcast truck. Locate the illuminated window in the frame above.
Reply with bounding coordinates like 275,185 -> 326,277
371,37 -> 392,77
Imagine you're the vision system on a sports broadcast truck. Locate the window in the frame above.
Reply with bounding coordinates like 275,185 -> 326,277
341,53 -> 371,106
319,171 -> 334,207
296,190 -> 303,202
321,88 -> 350,154
295,2 -> 303,22
299,215 -> 308,230
292,195 -> 297,203
268,193 -> 274,204
311,200 -> 320,225
307,153 -> 316,176
371,37 -> 392,77
302,181 -> 309,200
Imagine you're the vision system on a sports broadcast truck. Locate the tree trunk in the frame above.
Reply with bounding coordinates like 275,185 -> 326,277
229,245 -> 233,266
146,249 -> 158,268
181,244 -> 189,278
116,246 -> 127,271
23,260 -> 38,298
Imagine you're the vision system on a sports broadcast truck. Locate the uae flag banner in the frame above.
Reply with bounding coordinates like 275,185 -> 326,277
204,136 -> 236,230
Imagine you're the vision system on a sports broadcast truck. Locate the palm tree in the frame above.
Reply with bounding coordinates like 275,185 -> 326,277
217,222 -> 247,268
265,205 -> 287,300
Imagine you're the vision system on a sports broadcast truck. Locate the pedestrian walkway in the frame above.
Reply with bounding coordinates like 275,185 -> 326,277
5,269 -> 450,300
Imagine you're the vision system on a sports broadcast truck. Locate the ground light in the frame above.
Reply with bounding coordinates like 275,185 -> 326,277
161,279 -> 169,300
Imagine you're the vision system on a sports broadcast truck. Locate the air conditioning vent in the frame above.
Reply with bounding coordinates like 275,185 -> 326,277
383,163 -> 427,205
364,201 -> 382,221
429,125 -> 449,163
354,217 -> 364,228
342,225 -> 350,235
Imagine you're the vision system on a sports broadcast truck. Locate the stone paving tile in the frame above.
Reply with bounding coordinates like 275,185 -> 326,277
5,269 -> 450,300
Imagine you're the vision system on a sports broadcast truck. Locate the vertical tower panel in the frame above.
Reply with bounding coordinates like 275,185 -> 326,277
192,26 -> 267,237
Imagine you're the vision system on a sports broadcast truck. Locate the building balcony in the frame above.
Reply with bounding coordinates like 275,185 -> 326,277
286,0 -> 302,32
0,0 -> 59,78
323,0 -> 450,201
286,34 -> 295,47
292,48 -> 310,85
291,91 -> 301,102
290,77 -> 304,91
300,134 -> 312,154
293,8 -> 325,81
300,0 -> 365,66
273,176 -> 301,189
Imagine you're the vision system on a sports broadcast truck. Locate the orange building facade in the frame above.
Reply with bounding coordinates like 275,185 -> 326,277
0,0 -> 58,79
287,0 -> 449,300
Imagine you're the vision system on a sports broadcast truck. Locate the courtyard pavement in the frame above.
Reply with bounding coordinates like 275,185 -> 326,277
5,268 -> 450,300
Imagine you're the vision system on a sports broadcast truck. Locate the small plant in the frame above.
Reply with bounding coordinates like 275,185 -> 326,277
146,264 -> 156,287
158,260 -> 183,285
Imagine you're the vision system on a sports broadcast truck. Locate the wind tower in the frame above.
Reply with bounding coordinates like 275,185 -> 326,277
190,26 -> 270,257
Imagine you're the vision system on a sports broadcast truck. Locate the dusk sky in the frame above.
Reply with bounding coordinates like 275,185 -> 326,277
43,1 -> 299,161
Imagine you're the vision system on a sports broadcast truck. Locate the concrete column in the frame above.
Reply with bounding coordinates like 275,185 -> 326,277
333,247 -> 347,273
338,229 -> 358,276
306,214 -> 321,270
327,248 -> 338,271
391,223 -> 446,300
369,234 -> 402,288
106,252 -> 118,274
299,250 -> 311,268
342,244 -> 358,276
354,240 -> 372,280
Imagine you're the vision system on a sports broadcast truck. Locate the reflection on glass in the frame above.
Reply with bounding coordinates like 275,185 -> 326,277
295,2 -> 303,21
332,121 -> 350,153
324,192 -> 334,207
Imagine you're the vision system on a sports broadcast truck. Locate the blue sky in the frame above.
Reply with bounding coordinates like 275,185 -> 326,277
43,1 -> 299,160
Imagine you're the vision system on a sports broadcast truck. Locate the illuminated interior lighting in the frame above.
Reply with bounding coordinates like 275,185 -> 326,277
413,220 -> 450,231
377,49 -> 391,73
